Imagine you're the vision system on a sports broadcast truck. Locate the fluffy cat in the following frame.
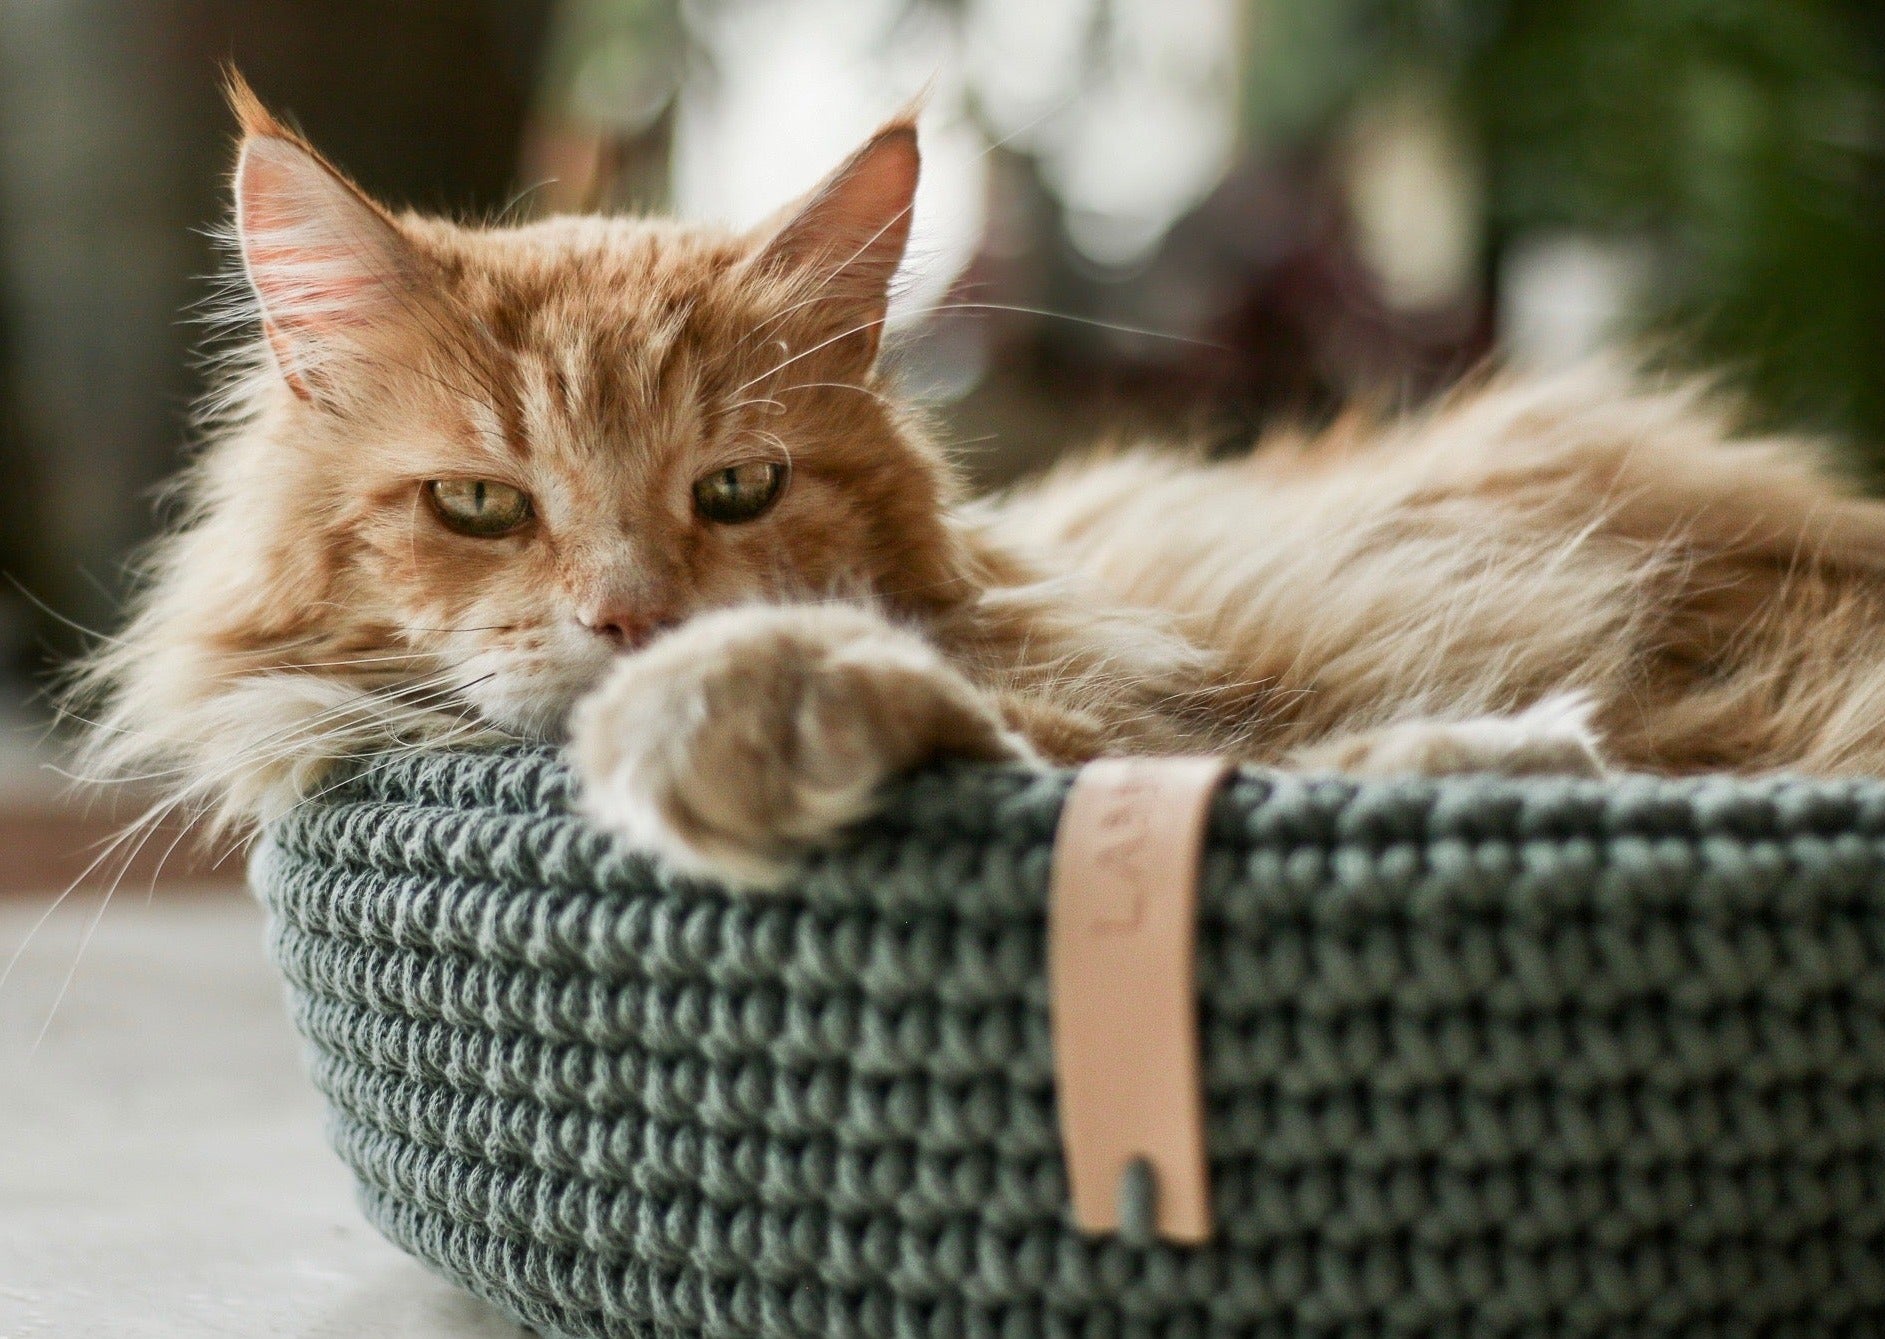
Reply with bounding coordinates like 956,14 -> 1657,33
73,78 -> 1885,885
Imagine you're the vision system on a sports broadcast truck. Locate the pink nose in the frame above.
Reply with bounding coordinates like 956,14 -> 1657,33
582,607 -> 674,650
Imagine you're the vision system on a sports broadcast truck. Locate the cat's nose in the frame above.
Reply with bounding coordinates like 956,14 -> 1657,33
582,607 -> 674,651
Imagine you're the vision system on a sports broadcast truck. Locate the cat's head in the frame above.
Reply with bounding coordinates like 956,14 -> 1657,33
74,75 -> 970,821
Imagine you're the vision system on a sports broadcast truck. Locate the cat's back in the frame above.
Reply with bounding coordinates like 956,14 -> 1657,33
984,367 -> 1885,740
994,373 -> 1621,620
995,366 -> 1885,616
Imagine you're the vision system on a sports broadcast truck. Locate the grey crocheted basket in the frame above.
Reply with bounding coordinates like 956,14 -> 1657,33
255,746 -> 1885,1337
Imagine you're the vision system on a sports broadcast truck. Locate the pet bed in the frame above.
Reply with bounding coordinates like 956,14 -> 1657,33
255,746 -> 1885,1336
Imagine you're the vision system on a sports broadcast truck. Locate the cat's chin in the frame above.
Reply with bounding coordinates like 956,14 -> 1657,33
456,672 -> 595,744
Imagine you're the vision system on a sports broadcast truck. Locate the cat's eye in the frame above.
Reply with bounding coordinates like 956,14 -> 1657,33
694,460 -> 787,525
426,479 -> 532,537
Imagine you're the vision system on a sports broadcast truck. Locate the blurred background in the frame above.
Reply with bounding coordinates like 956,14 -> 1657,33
0,0 -> 1880,889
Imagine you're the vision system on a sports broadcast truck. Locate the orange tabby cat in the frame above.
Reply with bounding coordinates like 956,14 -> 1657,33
73,78 -> 1885,885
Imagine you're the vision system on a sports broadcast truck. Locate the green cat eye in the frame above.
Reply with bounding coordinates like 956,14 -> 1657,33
694,460 -> 787,525
427,479 -> 532,537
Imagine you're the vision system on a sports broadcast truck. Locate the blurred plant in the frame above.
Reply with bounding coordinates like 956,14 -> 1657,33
1245,0 -> 1885,462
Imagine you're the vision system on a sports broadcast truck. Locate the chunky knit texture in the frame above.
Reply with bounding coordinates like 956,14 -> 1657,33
256,747 -> 1885,1337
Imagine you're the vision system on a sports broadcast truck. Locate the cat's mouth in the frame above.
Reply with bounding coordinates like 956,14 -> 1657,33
451,616 -> 704,740
446,652 -> 615,743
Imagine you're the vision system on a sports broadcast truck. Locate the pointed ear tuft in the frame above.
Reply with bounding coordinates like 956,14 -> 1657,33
742,117 -> 921,368
230,91 -> 419,402
222,65 -> 296,143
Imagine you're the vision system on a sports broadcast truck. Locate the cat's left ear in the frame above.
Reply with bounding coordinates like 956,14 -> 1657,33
225,71 -> 429,405
740,116 -> 919,369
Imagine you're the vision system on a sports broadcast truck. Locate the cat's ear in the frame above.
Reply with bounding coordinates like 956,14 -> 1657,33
225,72 -> 422,403
741,116 -> 920,368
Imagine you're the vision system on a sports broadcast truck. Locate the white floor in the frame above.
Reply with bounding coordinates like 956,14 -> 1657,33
1,891 -> 530,1338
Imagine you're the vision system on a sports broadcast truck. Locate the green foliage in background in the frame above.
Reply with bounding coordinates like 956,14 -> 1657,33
1247,0 -> 1885,466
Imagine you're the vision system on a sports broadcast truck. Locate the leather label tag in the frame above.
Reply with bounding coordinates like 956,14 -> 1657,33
1048,756 -> 1230,1244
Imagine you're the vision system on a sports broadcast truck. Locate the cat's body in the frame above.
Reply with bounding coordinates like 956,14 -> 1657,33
74,80 -> 1885,885
980,372 -> 1885,777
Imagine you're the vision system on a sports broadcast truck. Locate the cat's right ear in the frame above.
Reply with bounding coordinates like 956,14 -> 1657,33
737,115 -> 920,370
226,72 -> 421,404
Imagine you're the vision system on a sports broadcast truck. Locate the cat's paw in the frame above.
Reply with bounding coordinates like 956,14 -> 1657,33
570,604 -> 1029,887
1292,693 -> 1606,779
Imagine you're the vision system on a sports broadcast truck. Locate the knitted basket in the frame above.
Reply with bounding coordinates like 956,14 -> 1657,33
255,746 -> 1885,1337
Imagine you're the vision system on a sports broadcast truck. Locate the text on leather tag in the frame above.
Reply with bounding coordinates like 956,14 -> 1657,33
1048,756 -> 1231,1245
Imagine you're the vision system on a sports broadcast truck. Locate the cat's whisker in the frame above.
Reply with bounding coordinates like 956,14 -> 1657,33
139,790 -> 230,906
65,664 -> 486,795
397,623 -> 517,635
85,663 -> 475,765
243,649 -> 439,674
718,396 -> 786,417
45,706 -> 202,754
744,430 -> 794,471
733,246 -> 1213,382
219,673 -> 491,772
9,700 -> 375,1039
768,380 -> 895,411
53,675 -> 436,785
489,178 -> 560,228
45,757 -> 225,789
0,777 -> 197,1012
68,689 -> 498,911
918,301 -> 1226,351
0,868 -> 100,1002
729,315 -> 894,397
19,882 -> 118,1050
4,575 -> 129,649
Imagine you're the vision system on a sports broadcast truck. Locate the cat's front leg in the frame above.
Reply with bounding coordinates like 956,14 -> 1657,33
1289,693 -> 1607,778
570,604 -> 1030,887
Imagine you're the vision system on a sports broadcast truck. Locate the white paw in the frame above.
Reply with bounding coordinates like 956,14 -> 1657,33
1296,692 -> 1606,779
569,604 -> 1025,888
